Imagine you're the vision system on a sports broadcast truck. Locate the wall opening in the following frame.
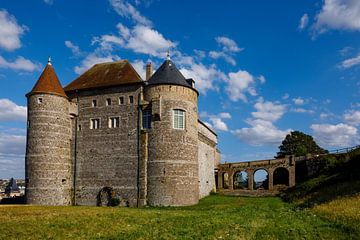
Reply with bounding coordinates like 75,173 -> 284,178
253,169 -> 269,190
273,167 -> 289,187
233,171 -> 248,189
222,172 -> 229,189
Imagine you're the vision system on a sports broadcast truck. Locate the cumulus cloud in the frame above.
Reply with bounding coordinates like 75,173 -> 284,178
344,110 -> 360,126
225,70 -> 258,102
200,112 -> 231,132
209,51 -> 236,66
131,59 -> 146,79
233,119 -> 291,146
0,56 -> 41,72
232,99 -> 290,146
0,99 -> 26,121
291,108 -> 315,114
215,36 -> 242,53
340,53 -> 360,68
313,0 -> 360,34
65,40 -> 82,56
0,10 -> 26,51
311,123 -> 359,147
298,13 -> 309,31
180,63 -> 225,94
74,53 -> 120,74
251,98 -> 286,122
293,97 -> 305,105
109,0 -> 152,26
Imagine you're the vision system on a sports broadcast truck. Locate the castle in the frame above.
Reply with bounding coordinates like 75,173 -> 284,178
25,57 -> 220,206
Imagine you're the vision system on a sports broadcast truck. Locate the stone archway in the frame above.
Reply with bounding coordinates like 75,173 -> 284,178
222,172 -> 229,189
233,170 -> 248,189
273,167 -> 289,187
97,187 -> 114,206
253,169 -> 269,190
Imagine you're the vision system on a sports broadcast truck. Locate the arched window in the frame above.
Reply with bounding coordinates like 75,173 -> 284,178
173,109 -> 185,129
253,169 -> 269,190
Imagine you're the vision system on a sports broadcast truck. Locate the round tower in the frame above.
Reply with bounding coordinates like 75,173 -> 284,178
144,59 -> 199,206
25,59 -> 73,205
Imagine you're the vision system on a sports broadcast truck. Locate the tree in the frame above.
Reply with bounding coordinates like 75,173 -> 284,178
276,131 -> 327,158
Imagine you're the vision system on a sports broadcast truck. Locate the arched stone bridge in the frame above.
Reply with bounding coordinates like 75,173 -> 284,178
216,156 -> 296,194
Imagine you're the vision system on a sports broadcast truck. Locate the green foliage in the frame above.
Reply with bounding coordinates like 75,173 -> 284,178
276,130 -> 328,158
0,195 -> 359,239
109,197 -> 120,207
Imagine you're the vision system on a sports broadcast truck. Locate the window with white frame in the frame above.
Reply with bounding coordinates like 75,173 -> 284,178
173,109 -> 185,129
109,116 -> 120,128
142,109 -> 152,129
90,118 -> 100,129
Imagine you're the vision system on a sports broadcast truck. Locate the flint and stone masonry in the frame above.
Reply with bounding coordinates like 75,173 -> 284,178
25,59 -> 219,206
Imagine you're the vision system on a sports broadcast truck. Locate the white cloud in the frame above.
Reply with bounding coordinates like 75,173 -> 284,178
0,55 -> 41,72
131,59 -> 146,79
282,93 -> 290,100
209,117 -> 229,132
109,0 -> 152,26
200,112 -> 231,132
43,0 -> 54,5
219,112 -> 231,119
0,10 -> 26,51
180,63 -> 225,94
258,75 -> 266,84
311,123 -> 359,147
215,36 -> 242,53
291,108 -> 315,114
251,98 -> 286,122
298,13 -> 309,31
233,119 -> 291,146
65,40 -> 81,56
344,110 -> 360,126
74,53 -> 120,74
293,97 -> 305,105
209,51 -> 236,66
313,0 -> 360,34
0,132 -> 25,155
0,99 -> 26,122
340,53 -> 360,68
225,70 -> 257,102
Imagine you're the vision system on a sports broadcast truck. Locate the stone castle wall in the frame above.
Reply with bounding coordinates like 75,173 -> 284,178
144,85 -> 199,206
25,94 -> 73,205
198,121 -> 218,198
70,85 -> 142,206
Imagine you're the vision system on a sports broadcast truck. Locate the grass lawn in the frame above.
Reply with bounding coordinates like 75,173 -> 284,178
0,194 -> 359,240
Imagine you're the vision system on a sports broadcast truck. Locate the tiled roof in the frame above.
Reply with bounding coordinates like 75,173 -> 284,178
28,63 -> 67,98
64,60 -> 143,92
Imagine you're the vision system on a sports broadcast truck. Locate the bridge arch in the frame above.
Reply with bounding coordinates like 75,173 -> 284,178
253,169 -> 269,190
273,167 -> 289,187
233,170 -> 249,189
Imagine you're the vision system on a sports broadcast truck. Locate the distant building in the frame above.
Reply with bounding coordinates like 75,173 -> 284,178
25,57 -> 220,206
4,178 -> 21,198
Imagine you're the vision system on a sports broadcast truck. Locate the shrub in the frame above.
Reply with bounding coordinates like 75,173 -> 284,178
109,197 -> 120,207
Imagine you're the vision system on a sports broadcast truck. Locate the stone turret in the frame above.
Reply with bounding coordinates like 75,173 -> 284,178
25,59 -> 73,205
144,59 -> 199,206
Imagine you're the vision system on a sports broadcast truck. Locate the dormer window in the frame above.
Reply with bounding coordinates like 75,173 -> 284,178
92,100 -> 97,107
106,98 -> 111,106
173,109 -> 185,130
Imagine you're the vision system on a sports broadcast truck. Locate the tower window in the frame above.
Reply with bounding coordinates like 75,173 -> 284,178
92,100 -> 97,107
106,98 -> 111,106
119,97 -> 124,105
77,124 -> 82,131
129,96 -> 134,104
109,117 -> 120,128
90,118 -> 100,129
173,109 -> 185,130
37,98 -> 43,104
142,109 -> 152,129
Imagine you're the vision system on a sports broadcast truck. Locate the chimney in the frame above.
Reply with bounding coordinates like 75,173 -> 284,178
146,62 -> 153,81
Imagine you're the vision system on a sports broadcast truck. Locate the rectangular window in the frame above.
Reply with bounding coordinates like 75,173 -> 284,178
142,109 -> 152,129
109,117 -> 120,128
106,98 -> 111,106
77,124 -> 81,131
92,100 -> 97,107
119,97 -> 124,105
129,96 -> 134,104
173,109 -> 185,129
37,97 -> 43,104
90,118 -> 100,129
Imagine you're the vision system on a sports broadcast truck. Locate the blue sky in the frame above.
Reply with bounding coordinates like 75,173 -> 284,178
0,0 -> 360,179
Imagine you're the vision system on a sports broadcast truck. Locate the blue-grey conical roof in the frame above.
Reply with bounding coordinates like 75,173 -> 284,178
147,60 -> 192,88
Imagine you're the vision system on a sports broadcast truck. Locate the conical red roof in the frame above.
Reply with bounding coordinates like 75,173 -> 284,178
27,63 -> 67,98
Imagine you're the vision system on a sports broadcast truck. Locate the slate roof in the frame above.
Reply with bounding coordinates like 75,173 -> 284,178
147,60 -> 193,88
64,60 -> 143,92
5,178 -> 20,194
27,63 -> 67,98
